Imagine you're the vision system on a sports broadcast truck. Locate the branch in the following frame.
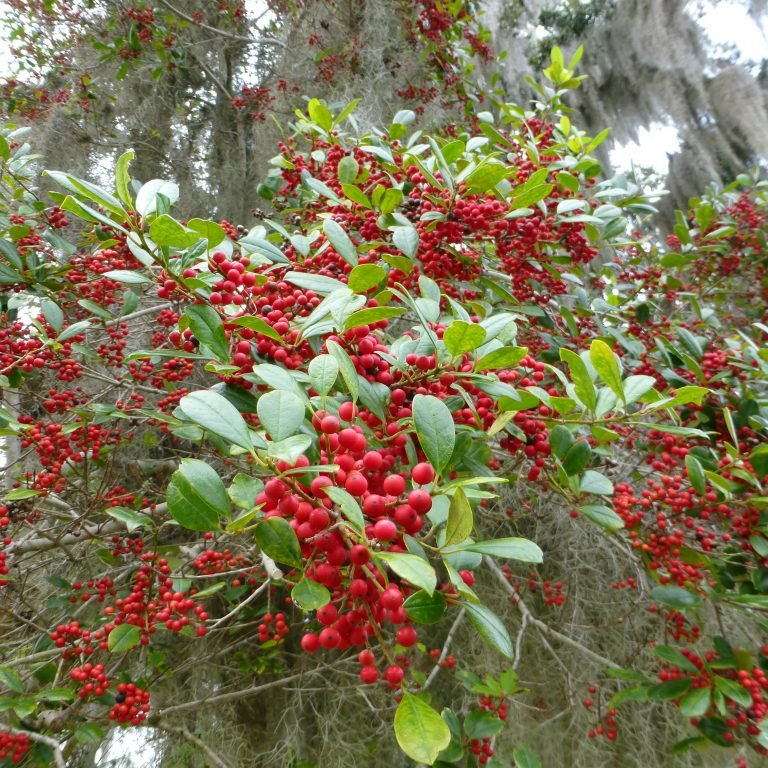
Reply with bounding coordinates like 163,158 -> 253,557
484,556 -> 620,670
424,608 -> 465,689
153,669 -> 311,717
7,504 -> 167,556
158,723 -> 229,768
154,0 -> 285,47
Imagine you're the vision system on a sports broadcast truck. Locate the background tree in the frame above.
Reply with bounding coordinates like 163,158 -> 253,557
0,4 -> 768,768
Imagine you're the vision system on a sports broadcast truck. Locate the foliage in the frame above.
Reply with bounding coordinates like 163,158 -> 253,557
0,12 -> 767,768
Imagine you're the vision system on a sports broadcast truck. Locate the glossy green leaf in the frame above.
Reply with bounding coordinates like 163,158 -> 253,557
679,687 -> 712,718
348,263 -> 386,293
560,348 -> 597,412
107,624 -> 140,653
404,590 -> 447,624
344,306 -> 405,330
167,459 -> 230,532
377,552 -> 437,595
180,390 -> 254,451
463,601 -> 514,659
255,517 -> 301,569
257,390 -> 306,441
475,346 -> 528,371
308,354 -> 339,396
445,487 -> 474,546
444,321 -> 487,356
185,304 -> 230,362
324,486 -> 366,534
326,340 -> 360,401
412,394 -> 455,474
578,504 -> 624,532
446,537 -> 543,563
394,692 -> 451,765
392,226 -> 418,259
292,578 -> 331,611
149,214 -> 199,249
590,339 -> 624,402
323,218 -> 358,266
650,585 -> 702,610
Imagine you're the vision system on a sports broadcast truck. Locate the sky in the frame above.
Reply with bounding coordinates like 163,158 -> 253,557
1,1 -> 766,765
608,0 -> 768,174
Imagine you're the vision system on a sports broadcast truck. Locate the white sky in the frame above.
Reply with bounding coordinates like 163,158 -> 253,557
610,0 -> 768,174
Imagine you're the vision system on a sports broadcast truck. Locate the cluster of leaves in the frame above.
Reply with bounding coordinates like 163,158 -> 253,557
0,45 -> 768,767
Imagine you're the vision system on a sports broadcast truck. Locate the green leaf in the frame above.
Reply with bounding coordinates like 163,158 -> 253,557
326,340 -> 359,401
228,473 -> 263,510
696,716 -> 732,746
404,590 -> 447,624
446,537 -> 543,563
0,667 -> 24,694
337,155 -> 359,184
149,214 -> 199,249
579,470 -> 614,496
185,304 -> 230,362
560,348 -> 597,412
685,454 -> 707,495
107,624 -> 141,653
255,517 -> 302,569
392,226 -> 419,259
307,98 -> 333,131
654,645 -> 700,673
394,692 -> 452,765
187,219 -> 226,247
648,678 -> 692,701
284,271 -> 347,295
466,162 -> 510,194
475,346 -> 528,371
348,264 -> 386,293
464,710 -> 506,739
679,687 -> 712,718
45,170 -> 126,217
308,354 -> 339,396
324,486 -> 366,534
714,676 -> 752,707
650,585 -> 702,610
561,440 -> 591,476
590,340 -> 624,402
292,578 -> 331,611
513,745 -> 543,768
228,315 -> 282,343
106,506 -> 151,533
412,394 -> 455,474
136,179 -> 180,217
323,218 -> 358,266
377,552 -> 437,595
180,390 -> 254,451
623,374 -> 656,404
102,269 -> 153,284
257,390 -> 306,441
115,149 -> 134,205
444,321 -> 487,357
464,601 -> 514,659
548,425 -> 574,460
167,459 -> 230,532
578,504 -> 624,532
445,487 -> 474,546
344,305 -> 405,330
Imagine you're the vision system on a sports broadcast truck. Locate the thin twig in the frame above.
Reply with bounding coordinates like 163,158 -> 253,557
484,557 -> 620,669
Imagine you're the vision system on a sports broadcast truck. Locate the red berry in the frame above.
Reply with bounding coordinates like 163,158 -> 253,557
359,665 -> 379,684
383,475 -> 406,496
301,633 -> 320,653
411,462 -> 435,485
